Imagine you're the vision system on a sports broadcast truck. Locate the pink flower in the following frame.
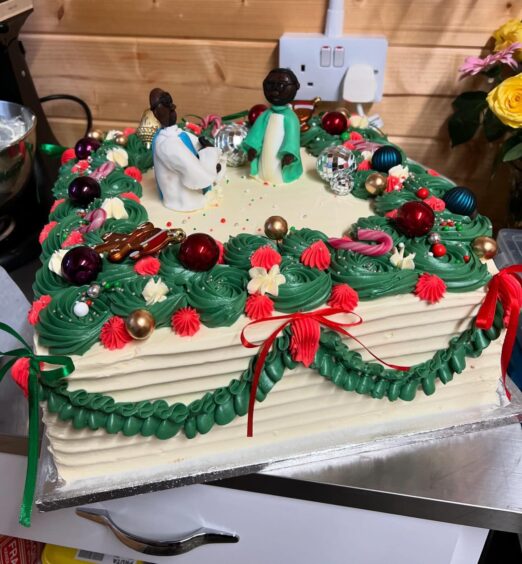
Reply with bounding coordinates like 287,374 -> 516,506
28,295 -> 51,325
459,43 -> 522,77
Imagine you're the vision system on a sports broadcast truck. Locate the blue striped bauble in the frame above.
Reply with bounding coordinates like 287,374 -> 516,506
442,186 -> 477,216
371,146 -> 402,172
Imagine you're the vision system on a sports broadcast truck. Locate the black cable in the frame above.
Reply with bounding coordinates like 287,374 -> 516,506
39,94 -> 93,137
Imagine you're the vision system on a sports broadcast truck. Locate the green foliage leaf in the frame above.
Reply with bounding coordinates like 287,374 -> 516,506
503,142 -> 522,162
451,91 -> 488,112
483,108 -> 509,142
448,91 -> 488,147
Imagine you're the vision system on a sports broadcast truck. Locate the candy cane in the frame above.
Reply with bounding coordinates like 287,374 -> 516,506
328,228 -> 394,256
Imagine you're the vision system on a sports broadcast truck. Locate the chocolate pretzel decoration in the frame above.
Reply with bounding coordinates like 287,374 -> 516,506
94,222 -> 186,263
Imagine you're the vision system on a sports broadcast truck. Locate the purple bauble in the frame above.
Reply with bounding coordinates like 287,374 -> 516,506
68,176 -> 101,206
61,246 -> 102,285
74,137 -> 101,160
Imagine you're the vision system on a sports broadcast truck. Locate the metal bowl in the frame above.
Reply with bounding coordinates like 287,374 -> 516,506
0,100 -> 37,209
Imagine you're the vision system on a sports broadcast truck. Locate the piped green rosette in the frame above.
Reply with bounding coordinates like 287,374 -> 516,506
33,116 -> 498,449
187,266 -> 248,327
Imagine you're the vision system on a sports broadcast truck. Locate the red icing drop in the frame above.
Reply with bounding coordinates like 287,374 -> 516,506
134,256 -> 161,276
11,358 -> 30,397
123,127 -> 136,136
427,168 -> 440,176
250,245 -> 282,270
245,294 -> 274,320
172,307 -> 201,337
50,198 -> 65,213
28,295 -> 51,325
61,230 -> 84,248
385,209 -> 398,219
414,273 -> 447,304
350,131 -> 364,141
301,240 -> 331,270
385,175 -> 402,192
71,160 -> 90,173
39,221 -> 57,244
60,148 -> 76,165
328,284 -> 359,311
290,317 -> 321,367
124,166 -> 143,182
424,196 -> 446,212
120,192 -> 141,203
100,317 -> 132,350
357,159 -> 371,171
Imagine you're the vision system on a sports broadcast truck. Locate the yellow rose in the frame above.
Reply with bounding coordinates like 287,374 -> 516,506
487,73 -> 522,128
492,19 -> 522,61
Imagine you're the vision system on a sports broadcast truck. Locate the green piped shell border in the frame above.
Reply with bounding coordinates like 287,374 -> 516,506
40,304 -> 504,441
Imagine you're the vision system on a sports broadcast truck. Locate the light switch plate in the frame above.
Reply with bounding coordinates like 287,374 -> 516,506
279,33 -> 388,102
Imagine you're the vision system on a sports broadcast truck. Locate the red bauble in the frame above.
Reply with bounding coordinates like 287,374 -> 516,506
431,243 -> 447,257
395,201 -> 435,238
416,187 -> 429,200
321,111 -> 348,135
248,104 -> 268,126
178,233 -> 220,271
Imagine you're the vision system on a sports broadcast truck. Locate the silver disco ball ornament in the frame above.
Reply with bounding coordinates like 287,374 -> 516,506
329,168 -> 355,196
316,145 -> 357,182
214,123 -> 248,167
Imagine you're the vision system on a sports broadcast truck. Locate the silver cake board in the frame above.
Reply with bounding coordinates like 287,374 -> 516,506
35,379 -> 522,512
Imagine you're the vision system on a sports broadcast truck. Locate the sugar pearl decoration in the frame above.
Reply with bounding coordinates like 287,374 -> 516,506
264,215 -> 288,240
86,283 -> 101,299
427,232 -> 441,245
364,172 -> 387,195
126,309 -> 155,340
73,301 -> 89,318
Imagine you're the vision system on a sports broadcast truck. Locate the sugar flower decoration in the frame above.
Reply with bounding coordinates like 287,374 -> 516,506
106,147 -> 129,168
247,264 -> 286,296
101,197 -> 129,220
348,114 -> 369,129
142,277 -> 169,305
390,244 -> 416,270
105,129 -> 123,141
48,249 -> 68,277
388,164 -> 409,181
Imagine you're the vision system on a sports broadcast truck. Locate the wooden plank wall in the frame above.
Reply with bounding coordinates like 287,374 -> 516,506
22,0 -> 522,226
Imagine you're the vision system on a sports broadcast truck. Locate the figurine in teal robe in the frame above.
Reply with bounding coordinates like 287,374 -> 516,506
242,68 -> 303,184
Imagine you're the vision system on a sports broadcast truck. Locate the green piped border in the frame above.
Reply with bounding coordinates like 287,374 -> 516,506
39,303 -> 504,441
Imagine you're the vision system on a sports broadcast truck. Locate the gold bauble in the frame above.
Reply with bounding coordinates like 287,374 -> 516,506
87,129 -> 105,142
115,134 -> 128,147
365,172 -> 387,195
264,215 -> 289,240
125,309 -> 155,340
472,236 -> 498,260
136,109 -> 161,148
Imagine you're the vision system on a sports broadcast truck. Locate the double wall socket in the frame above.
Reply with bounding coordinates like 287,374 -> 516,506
279,33 -> 388,102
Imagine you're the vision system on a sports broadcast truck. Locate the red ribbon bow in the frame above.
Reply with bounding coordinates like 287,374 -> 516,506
240,307 -> 410,437
476,265 -> 522,401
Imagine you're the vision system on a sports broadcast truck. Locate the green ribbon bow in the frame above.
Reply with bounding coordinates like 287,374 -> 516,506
0,322 -> 74,527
